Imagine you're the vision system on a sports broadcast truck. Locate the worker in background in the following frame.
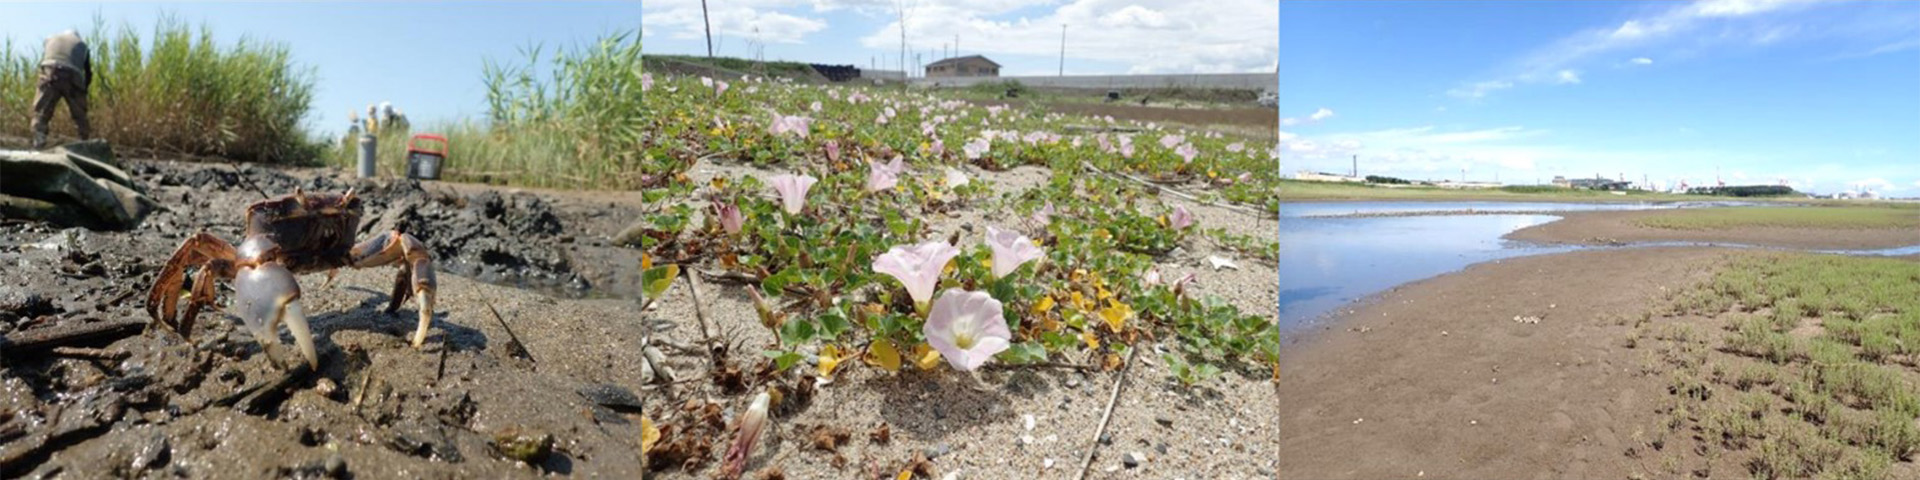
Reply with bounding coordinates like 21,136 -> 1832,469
30,29 -> 93,149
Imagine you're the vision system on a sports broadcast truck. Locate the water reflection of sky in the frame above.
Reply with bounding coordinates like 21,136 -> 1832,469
1282,201 -> 1691,219
1278,213 -> 1579,329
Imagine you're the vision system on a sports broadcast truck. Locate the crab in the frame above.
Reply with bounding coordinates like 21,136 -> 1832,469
145,188 -> 437,368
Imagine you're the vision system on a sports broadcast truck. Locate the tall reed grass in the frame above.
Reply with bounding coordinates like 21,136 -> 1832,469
2,15 -> 320,163
330,31 -> 643,189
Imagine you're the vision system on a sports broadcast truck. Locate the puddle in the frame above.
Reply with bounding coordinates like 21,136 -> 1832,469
1278,213 -> 1576,329
1277,201 -> 1917,330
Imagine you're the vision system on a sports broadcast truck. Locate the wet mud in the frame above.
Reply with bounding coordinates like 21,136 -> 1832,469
1,157 -> 646,478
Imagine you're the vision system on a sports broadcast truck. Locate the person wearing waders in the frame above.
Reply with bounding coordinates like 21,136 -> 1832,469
30,29 -> 92,150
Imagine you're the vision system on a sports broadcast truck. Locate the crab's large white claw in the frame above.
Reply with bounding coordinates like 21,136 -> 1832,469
411,294 -> 434,348
234,263 -> 318,369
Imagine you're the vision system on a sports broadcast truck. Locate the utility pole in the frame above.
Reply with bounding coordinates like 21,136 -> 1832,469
1350,155 -> 1357,178
1059,24 -> 1067,76
701,0 -> 714,58
897,0 -> 907,87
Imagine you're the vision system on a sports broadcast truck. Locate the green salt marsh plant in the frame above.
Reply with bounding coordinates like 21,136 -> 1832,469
3,15 -> 320,163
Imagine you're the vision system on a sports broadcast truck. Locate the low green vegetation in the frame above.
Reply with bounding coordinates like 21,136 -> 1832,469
1636,206 -> 1920,231
643,54 -> 820,80
327,32 -> 643,188
1630,253 -> 1920,479
1277,179 -> 1708,202
2,16 -> 320,163
636,69 -> 1280,389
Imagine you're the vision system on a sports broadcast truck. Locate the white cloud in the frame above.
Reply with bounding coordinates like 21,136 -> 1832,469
1281,107 -> 1334,126
1280,125 -> 1554,175
1447,0 -> 1845,98
1912,180 -> 1920,188
1854,177 -> 1897,192
642,0 -> 831,44
1447,80 -> 1513,99
854,0 -> 1279,75
640,0 -> 1276,74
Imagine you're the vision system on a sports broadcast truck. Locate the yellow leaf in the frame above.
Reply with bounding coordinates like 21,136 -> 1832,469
640,253 -> 652,270
1096,286 -> 1114,301
897,471 -> 914,480
913,343 -> 943,371
1069,291 -> 1090,312
641,417 -> 660,454
1104,353 -> 1123,370
818,344 -> 846,377
1100,300 -> 1133,333
979,257 -> 993,270
867,338 -> 902,372
1030,295 -> 1055,316
1082,328 -> 1100,350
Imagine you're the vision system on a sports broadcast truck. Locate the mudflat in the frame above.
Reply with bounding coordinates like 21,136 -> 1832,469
1276,247 -> 1735,479
1506,209 -> 1920,250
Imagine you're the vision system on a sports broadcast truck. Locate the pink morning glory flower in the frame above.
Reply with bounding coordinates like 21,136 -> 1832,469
825,140 -> 841,162
872,240 -> 962,309
985,226 -> 1044,279
767,173 -> 817,215
1226,142 -> 1246,153
810,101 -> 823,112
1160,134 -> 1184,149
924,289 -> 1011,372
641,73 -> 653,92
1170,205 -> 1194,230
1030,202 -> 1055,226
866,157 -> 904,192
1175,143 -> 1199,164
769,115 -> 812,138
713,201 -> 745,235
963,138 -> 990,160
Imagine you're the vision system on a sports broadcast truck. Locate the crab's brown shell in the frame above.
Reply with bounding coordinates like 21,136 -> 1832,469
243,192 -> 365,273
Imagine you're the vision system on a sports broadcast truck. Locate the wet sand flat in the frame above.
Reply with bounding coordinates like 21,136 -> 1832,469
1277,247 -> 1735,479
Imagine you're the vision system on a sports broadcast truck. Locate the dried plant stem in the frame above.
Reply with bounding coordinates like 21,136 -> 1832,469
1080,161 -> 1268,217
1076,343 -> 1140,480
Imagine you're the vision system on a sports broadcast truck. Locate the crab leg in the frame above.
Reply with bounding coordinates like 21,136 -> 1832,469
350,231 -> 438,347
146,232 -> 238,337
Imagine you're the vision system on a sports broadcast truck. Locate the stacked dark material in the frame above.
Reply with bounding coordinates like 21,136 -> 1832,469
810,64 -> 861,82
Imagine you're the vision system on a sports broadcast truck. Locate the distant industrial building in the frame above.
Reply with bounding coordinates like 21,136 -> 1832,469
926,55 -> 1001,78
1557,176 -> 1633,190
1294,171 -> 1363,183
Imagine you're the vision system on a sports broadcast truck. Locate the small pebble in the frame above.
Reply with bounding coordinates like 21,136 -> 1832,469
1097,433 -> 1113,446
1154,416 -> 1173,428
1023,414 -> 1035,431
1043,458 -> 1055,469
924,443 -> 951,459
1123,451 -> 1147,468
323,453 -> 346,478
1154,442 -> 1168,455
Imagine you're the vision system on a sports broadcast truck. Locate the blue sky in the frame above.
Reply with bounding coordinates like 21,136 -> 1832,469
1279,0 -> 1920,196
3,1 -> 638,138
641,0 -> 1278,76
